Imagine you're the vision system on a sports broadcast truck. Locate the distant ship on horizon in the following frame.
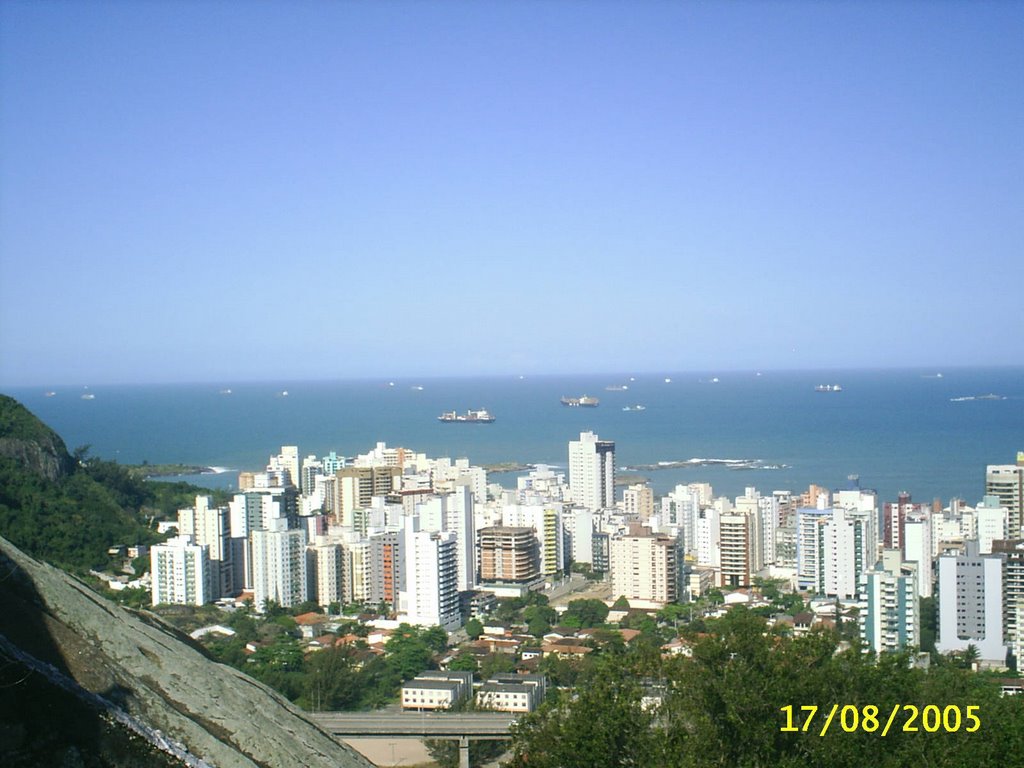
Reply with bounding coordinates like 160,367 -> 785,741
561,395 -> 599,407
815,384 -> 842,392
438,409 -> 495,423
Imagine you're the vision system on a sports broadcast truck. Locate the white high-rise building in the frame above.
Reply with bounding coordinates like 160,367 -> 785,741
796,507 -> 833,592
309,537 -> 344,609
976,495 -> 1009,554
564,507 -> 595,566
268,445 -> 300,489
301,455 -> 324,497
415,484 -> 477,593
936,541 -> 1008,668
151,535 -> 212,607
662,485 -> 701,554
399,515 -> 460,630
820,508 -> 877,599
694,505 -> 721,568
178,495 -> 233,599
903,511 -> 933,598
251,521 -> 308,612
858,550 -> 919,654
568,431 -> 615,511
986,464 -> 1024,539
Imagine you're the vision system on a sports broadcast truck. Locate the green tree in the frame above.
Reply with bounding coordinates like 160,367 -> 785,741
465,617 -> 484,639
508,657 -> 657,768
562,598 -> 610,628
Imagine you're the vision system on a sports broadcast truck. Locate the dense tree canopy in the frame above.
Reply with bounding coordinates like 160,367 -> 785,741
510,608 -> 1024,768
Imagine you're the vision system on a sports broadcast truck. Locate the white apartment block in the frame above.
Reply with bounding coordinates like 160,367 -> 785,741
976,495 -> 1009,554
564,507 -> 595,565
251,522 -> 308,612
416,484 -> 477,592
694,505 -> 720,569
309,537 -> 344,609
151,535 -> 212,607
820,507 -> 876,599
568,431 -> 615,511
936,541 -> 1007,668
267,445 -> 299,489
517,464 -> 567,503
177,495 -> 232,599
986,464 -> 1024,539
399,515 -> 460,630
903,512 -> 933,598
858,550 -> 919,654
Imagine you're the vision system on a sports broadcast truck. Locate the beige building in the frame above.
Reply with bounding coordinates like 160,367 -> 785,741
623,483 -> 655,520
610,522 -> 680,606
334,466 -> 401,526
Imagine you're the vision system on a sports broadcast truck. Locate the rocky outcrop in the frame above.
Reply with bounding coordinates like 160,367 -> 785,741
0,536 -> 374,768
0,394 -> 76,482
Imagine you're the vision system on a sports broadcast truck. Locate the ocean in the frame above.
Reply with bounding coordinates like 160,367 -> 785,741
6,367 -> 1022,506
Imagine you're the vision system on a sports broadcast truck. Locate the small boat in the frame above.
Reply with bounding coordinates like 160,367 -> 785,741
622,405 -> 647,412
815,384 -> 842,392
81,393 -> 95,400
44,391 -> 57,397
605,384 -> 629,391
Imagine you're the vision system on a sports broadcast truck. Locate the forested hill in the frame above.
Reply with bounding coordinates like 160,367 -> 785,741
0,395 -> 196,571
0,393 -> 76,481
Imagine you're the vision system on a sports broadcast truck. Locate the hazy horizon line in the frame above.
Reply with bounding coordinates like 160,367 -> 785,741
3,363 -> 1020,390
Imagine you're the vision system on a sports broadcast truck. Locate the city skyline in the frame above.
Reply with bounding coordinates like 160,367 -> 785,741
1,2 -> 1022,386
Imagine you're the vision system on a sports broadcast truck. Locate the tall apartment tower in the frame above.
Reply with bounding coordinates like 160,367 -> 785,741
268,446 -> 300,490
151,535 -> 212,607
177,495 -> 233,599
502,504 -> 564,576
335,466 -> 401,527
858,550 -> 920,655
992,539 -> 1024,668
623,483 -> 655,520
416,485 -> 477,593
986,465 -> 1024,539
936,540 -> 1007,668
251,521 -> 308,612
399,515 -> 460,631
479,526 -> 540,584
309,537 -> 344,610
719,506 -> 762,589
609,522 -> 680,606
568,431 -> 615,511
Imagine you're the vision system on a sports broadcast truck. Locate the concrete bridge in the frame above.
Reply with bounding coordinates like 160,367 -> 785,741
310,711 -> 516,768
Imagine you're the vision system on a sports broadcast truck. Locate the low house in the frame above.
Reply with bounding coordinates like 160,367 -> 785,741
476,673 -> 547,713
401,670 -> 474,711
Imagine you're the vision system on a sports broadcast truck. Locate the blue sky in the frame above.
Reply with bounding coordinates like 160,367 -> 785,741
1,1 -> 1022,385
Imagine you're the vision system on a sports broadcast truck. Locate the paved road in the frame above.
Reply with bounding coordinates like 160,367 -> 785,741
310,711 -> 516,738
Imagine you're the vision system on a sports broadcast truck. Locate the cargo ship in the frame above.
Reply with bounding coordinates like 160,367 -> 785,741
438,409 -> 495,423
561,395 -> 600,407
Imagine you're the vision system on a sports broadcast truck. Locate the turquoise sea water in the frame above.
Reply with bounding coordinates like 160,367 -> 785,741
6,368 -> 1023,505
